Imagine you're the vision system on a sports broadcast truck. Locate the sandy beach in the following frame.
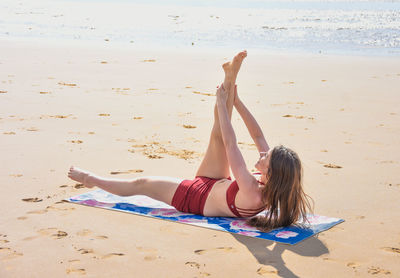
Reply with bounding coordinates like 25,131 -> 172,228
0,39 -> 399,277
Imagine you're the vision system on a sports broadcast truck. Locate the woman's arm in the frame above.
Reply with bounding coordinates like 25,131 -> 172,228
216,85 -> 257,192
234,85 -> 269,153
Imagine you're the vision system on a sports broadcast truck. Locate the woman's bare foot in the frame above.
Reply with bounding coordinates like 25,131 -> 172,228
68,166 -> 95,188
222,50 -> 247,82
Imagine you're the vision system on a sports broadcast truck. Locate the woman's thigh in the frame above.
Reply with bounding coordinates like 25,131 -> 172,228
136,176 -> 184,206
195,129 -> 230,179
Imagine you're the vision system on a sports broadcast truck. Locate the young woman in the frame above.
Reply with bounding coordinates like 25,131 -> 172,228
68,51 -> 312,232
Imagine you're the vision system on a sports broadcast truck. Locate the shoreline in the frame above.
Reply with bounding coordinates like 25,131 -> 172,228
3,36 -> 400,61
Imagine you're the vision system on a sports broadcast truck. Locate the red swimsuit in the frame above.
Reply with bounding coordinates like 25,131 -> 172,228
171,174 -> 266,217
171,176 -> 226,216
226,180 -> 266,218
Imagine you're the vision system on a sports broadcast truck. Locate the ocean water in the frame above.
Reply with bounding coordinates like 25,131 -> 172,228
0,0 -> 399,56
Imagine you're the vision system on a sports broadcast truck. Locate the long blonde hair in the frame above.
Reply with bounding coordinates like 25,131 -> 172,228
247,145 -> 313,232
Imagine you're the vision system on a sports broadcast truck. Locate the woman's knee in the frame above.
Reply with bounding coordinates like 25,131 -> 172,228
131,177 -> 149,195
210,122 -> 224,141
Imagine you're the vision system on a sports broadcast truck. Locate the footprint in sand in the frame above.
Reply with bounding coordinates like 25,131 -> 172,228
194,247 -> 236,255
347,262 -> 361,269
257,266 -> 278,275
102,253 -> 125,259
146,88 -> 158,92
178,112 -> 192,117
143,255 -> 158,261
69,140 -> 83,144
185,262 -> 200,269
192,91 -> 215,96
185,262 -> 211,277
52,231 -> 68,239
323,163 -> 342,169
27,209 -> 48,214
76,229 -> 93,236
282,114 -> 313,120
381,247 -> 400,254
137,246 -> 158,261
74,183 -> 85,189
76,248 -> 94,255
66,268 -> 86,275
76,229 -> 108,240
0,247 -> 23,261
110,169 -> 144,175
58,82 -> 77,87
146,154 -> 163,159
49,115 -> 71,119
238,142 -> 257,148
46,205 -> 75,212
22,197 -> 43,202
29,228 -> 68,240
368,266 -> 391,275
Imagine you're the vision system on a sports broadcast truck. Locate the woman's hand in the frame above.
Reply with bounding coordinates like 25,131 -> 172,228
216,83 -> 228,105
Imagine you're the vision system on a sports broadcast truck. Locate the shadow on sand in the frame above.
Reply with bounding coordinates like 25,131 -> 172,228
233,234 -> 328,278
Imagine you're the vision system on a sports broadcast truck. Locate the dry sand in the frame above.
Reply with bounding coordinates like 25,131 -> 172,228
0,39 -> 399,277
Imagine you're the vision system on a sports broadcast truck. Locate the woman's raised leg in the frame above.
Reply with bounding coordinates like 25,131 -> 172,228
195,50 -> 247,179
68,166 -> 182,205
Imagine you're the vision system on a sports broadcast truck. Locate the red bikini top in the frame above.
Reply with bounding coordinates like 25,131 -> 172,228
226,173 -> 266,218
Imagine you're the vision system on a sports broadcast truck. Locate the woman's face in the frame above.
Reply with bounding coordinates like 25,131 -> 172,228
255,149 -> 272,174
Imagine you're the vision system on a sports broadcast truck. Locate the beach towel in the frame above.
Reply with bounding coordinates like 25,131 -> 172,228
65,189 -> 344,245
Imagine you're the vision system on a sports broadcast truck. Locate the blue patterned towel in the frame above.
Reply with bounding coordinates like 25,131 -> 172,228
65,189 -> 343,245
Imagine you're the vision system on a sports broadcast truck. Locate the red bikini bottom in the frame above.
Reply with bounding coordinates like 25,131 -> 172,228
171,176 -> 230,216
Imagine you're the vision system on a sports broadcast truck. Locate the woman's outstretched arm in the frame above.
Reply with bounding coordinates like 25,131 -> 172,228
233,85 -> 269,153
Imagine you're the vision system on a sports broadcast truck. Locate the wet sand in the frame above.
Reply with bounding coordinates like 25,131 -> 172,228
0,39 -> 399,277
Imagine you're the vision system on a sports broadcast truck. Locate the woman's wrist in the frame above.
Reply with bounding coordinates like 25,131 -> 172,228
234,97 -> 242,108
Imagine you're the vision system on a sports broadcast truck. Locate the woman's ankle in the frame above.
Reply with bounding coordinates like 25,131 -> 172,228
83,173 -> 95,188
